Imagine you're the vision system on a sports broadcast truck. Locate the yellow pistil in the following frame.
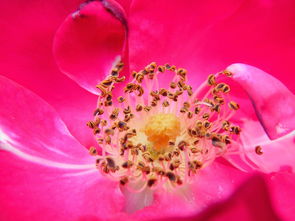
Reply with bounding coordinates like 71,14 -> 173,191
144,113 -> 181,151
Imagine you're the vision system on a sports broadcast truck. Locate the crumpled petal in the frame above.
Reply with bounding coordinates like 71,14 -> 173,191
227,63 -> 295,139
0,0 -> 98,148
53,0 -> 127,94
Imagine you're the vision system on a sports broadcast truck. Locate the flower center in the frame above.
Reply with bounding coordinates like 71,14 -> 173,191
87,61 -> 242,192
144,113 -> 181,151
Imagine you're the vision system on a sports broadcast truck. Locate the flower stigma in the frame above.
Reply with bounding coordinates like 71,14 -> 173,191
87,61 -> 242,192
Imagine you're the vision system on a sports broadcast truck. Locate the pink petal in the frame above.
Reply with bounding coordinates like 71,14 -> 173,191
154,175 -> 280,221
0,152 -> 125,221
239,118 -> 295,173
128,0 -> 244,85
53,0 -> 127,94
265,172 -> 295,221
0,75 -> 92,164
0,0 -> 98,148
132,161 -> 250,220
227,63 -> 295,139
128,0 -> 295,92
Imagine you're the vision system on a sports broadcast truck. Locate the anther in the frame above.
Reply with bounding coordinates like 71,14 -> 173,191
228,101 -> 240,110
255,146 -> 263,155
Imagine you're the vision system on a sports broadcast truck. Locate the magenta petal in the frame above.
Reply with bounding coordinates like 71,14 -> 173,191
53,1 -> 127,94
154,175 -> 280,221
0,75 -> 92,163
0,0 -> 99,148
133,162 -> 249,220
265,172 -> 295,221
0,152 -> 124,221
227,63 -> 295,139
128,0 -> 244,85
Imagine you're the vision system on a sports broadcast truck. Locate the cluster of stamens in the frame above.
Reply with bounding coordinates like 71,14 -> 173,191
87,61 -> 242,192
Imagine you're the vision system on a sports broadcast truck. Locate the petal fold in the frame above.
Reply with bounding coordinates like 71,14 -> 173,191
53,1 -> 127,94
0,75 -> 91,165
227,63 -> 295,139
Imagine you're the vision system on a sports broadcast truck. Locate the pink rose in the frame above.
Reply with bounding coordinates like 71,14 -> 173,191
0,1 -> 294,220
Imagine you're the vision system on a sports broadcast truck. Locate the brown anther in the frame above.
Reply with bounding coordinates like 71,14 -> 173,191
193,139 -> 200,145
124,114 -> 132,122
173,148 -> 180,156
158,154 -> 165,161
166,172 -> 176,182
212,135 -> 225,148
101,79 -> 113,88
106,157 -> 116,169
97,138 -> 104,144
222,121 -> 230,131
215,83 -> 225,91
147,178 -> 157,187
123,106 -> 131,114
187,111 -> 193,119
136,104 -> 143,111
223,135 -> 231,145
177,80 -> 185,89
164,152 -> 172,161
194,107 -> 201,114
122,160 -> 134,169
222,70 -> 233,77
151,100 -> 158,107
187,89 -> 193,96
190,147 -> 200,154
211,104 -> 221,113
170,65 -> 176,71
213,95 -> 225,104
202,113 -> 210,120
203,121 -> 211,129
93,108 -> 104,116
177,68 -> 187,80
111,68 -> 119,77
168,141 -> 175,146
144,106 -> 152,112
170,82 -> 177,89
228,101 -> 240,110
132,71 -> 137,78
159,88 -> 168,96
118,121 -> 128,131
104,128 -> 114,136
180,107 -> 188,113
169,160 -> 181,170
183,102 -> 190,109
143,166 -> 151,175
86,121 -> 95,129
143,152 -> 154,162
120,177 -> 128,185
135,73 -> 144,83
158,65 -> 166,73
101,120 -> 107,126
178,140 -> 188,151
95,158 -> 101,166
137,85 -> 144,96
89,146 -> 97,156
153,167 -> 165,176
117,96 -> 125,103
162,100 -> 170,107
255,146 -> 263,155
114,76 -> 126,83
105,135 -> 111,144
131,148 -> 139,155
110,108 -> 119,120
222,84 -> 230,93
230,126 -> 241,135
137,161 -> 145,170
207,74 -> 216,85
93,128 -> 101,135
